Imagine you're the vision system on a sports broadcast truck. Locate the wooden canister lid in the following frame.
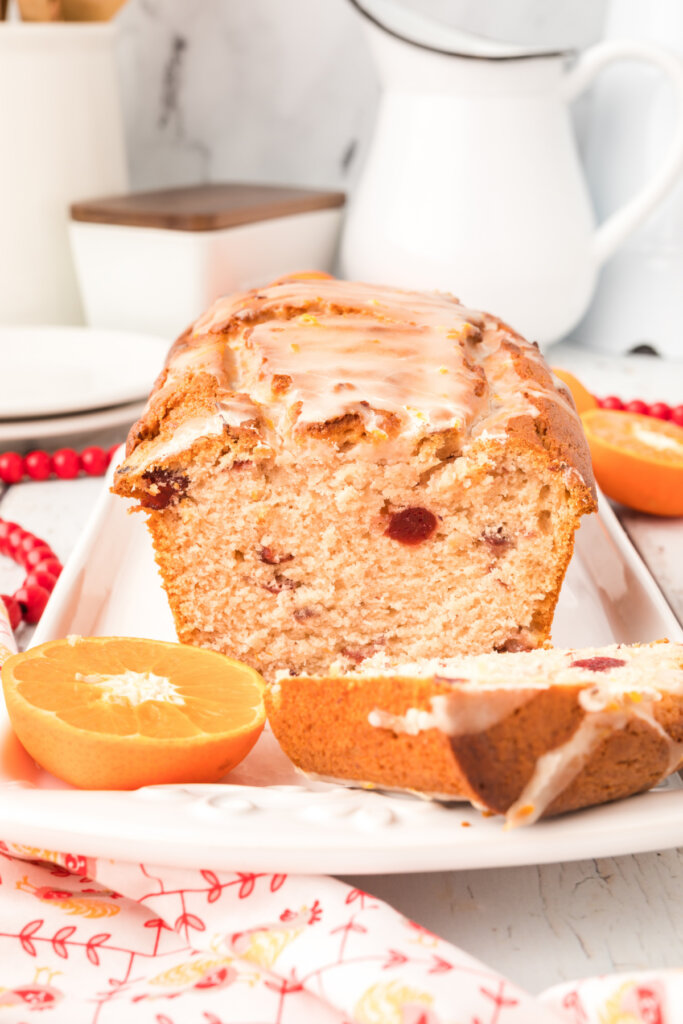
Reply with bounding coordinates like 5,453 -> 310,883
70,183 -> 346,232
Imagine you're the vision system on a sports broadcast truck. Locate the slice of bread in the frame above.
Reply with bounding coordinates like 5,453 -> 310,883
265,640 -> 683,825
112,275 -> 596,679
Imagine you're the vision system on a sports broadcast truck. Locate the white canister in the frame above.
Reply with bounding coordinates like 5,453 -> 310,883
0,24 -> 128,326
69,184 -> 345,338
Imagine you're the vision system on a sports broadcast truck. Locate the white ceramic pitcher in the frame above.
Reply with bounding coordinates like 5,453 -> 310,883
339,3 -> 683,346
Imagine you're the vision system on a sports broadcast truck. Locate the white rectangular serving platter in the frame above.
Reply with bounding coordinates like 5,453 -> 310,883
1,477 -> 682,874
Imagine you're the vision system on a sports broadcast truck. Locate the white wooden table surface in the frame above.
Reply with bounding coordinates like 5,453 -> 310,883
1,340 -> 682,997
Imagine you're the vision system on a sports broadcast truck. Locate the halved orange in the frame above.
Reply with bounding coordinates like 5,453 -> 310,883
581,408 -> 683,517
1,637 -> 266,790
552,367 -> 598,415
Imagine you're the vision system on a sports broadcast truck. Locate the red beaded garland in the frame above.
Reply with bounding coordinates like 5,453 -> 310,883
0,518 -> 63,630
81,445 -> 109,476
599,395 -> 624,411
6,526 -> 25,557
0,443 -> 118,632
595,395 -> 682,424
52,448 -> 80,480
648,401 -> 671,421
24,450 -> 52,481
0,452 -> 23,485
13,584 -> 50,624
624,399 -> 649,416
25,569 -> 58,591
0,444 -> 119,485
34,558 -> 62,578
23,546 -> 54,569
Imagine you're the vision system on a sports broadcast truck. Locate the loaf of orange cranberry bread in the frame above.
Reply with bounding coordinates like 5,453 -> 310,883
112,274 -> 596,679
265,640 -> 683,824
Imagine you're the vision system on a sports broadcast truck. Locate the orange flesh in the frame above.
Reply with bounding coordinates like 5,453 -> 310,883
581,409 -> 683,517
2,637 -> 266,789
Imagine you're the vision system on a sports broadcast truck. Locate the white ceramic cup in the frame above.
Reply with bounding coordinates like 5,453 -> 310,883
0,24 -> 128,326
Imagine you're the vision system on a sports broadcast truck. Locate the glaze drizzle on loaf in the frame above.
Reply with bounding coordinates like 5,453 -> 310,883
196,279 -> 490,434
123,275 -> 594,493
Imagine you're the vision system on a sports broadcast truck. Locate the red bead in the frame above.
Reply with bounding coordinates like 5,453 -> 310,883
1,594 -> 22,630
648,401 -> 671,421
51,448 -> 80,479
624,399 -> 649,416
15,584 -> 50,624
600,395 -> 624,411
16,533 -> 45,562
24,569 -> 58,592
6,526 -> 27,557
24,449 -> 52,481
24,546 -> 54,568
671,405 -> 683,428
0,519 -> 17,542
35,557 -> 62,578
80,446 -> 108,476
0,452 -> 24,484
0,521 -> 19,557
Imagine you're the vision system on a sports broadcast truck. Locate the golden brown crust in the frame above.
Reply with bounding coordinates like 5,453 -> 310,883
266,675 -> 474,798
485,327 -> 596,508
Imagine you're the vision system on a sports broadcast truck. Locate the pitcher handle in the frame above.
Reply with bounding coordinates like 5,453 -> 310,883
563,40 -> 683,267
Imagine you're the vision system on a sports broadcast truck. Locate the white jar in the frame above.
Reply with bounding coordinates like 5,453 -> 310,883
69,184 -> 345,338
0,24 -> 128,325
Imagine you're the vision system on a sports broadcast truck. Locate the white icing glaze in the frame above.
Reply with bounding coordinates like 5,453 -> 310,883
163,277 -> 583,450
133,396 -> 263,469
368,706 -> 442,736
217,393 -> 262,428
506,694 -> 683,827
241,311 -> 484,436
368,690 -> 536,737
506,711 -> 623,827
137,414 -> 227,465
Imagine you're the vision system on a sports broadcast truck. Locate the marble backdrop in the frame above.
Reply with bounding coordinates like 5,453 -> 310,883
115,0 -> 380,193
114,0 -> 607,194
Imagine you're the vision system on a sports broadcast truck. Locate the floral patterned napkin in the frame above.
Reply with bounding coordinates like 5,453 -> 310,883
0,844 -> 676,1023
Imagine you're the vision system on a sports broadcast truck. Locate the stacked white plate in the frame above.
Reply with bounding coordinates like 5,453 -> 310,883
0,326 -> 169,446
